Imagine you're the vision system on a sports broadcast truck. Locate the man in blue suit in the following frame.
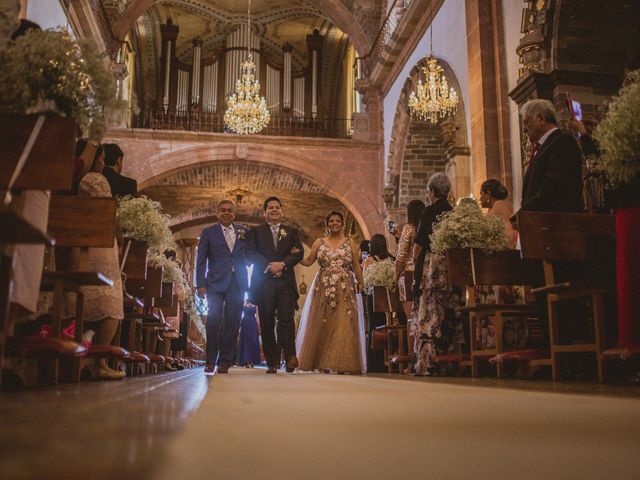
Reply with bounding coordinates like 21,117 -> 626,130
196,200 -> 249,375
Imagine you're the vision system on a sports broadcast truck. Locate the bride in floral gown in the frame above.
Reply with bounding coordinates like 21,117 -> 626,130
295,211 -> 367,373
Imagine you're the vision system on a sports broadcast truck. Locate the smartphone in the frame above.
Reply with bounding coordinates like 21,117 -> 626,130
388,220 -> 397,233
566,96 -> 583,121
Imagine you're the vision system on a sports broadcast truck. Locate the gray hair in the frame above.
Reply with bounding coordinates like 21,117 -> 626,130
520,99 -> 557,125
427,173 -> 452,199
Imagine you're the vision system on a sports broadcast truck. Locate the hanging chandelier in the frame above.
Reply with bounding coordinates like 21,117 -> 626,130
408,3 -> 458,124
408,55 -> 458,123
224,0 -> 270,135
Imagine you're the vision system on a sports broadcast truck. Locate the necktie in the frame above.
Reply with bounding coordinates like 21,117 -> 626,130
271,225 -> 279,248
223,227 -> 235,252
528,142 -> 541,168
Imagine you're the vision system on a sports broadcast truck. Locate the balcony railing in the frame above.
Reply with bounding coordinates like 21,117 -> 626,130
355,0 -> 414,81
132,109 -> 353,139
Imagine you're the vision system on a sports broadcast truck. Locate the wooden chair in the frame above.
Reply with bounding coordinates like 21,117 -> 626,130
446,248 -> 544,378
372,286 -> 409,373
45,195 -> 118,382
517,211 -> 616,382
0,115 -> 76,389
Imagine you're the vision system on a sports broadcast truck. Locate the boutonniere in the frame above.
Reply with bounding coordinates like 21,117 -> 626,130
236,229 -> 246,240
279,228 -> 287,240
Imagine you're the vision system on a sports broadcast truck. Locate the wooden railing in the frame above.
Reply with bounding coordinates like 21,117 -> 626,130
132,109 -> 353,139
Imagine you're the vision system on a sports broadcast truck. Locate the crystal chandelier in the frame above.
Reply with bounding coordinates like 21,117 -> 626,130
224,0 -> 270,135
408,2 -> 458,124
408,55 -> 458,123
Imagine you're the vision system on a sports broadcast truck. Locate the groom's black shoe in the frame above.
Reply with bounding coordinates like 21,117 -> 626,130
217,365 -> 229,374
286,356 -> 299,373
266,366 -> 278,374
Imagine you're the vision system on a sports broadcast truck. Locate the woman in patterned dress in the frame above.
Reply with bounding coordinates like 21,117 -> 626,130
295,211 -> 366,374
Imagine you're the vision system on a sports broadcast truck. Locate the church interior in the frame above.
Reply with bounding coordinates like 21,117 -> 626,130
1,0 -> 640,478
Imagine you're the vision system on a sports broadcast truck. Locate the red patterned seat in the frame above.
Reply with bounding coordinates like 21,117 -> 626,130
602,346 -> 640,361
433,353 -> 471,363
7,337 -> 87,358
125,351 -> 150,363
87,345 -> 130,360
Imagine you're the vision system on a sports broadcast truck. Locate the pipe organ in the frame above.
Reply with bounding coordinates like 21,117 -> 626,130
156,19 -> 325,120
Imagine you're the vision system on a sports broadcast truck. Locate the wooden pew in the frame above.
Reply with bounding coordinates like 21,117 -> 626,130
517,211 -> 616,382
45,195 -> 117,382
446,248 -> 544,378
0,114 -> 75,390
372,286 -> 409,373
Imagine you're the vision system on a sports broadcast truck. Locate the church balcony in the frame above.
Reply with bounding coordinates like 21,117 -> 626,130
131,109 -> 353,140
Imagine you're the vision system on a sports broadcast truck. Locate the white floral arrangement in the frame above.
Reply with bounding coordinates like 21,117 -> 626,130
147,254 -> 185,285
278,228 -> 287,240
364,258 -> 397,292
0,27 -> 126,139
117,195 -> 176,254
594,70 -> 640,188
430,200 -> 509,255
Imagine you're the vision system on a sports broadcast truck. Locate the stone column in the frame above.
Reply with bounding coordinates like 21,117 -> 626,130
465,0 -> 512,196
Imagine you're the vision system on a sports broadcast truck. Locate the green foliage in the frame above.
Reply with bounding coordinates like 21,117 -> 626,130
0,29 -> 125,139
594,71 -> 640,187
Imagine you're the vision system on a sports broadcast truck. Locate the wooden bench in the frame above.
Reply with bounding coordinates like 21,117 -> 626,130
45,195 -> 118,383
0,114 -> 75,389
372,286 -> 409,374
446,248 -> 544,378
517,211 -> 616,382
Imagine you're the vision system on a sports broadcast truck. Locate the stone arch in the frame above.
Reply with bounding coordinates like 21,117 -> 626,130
385,56 -> 470,219
112,0 -> 371,57
127,140 -> 380,239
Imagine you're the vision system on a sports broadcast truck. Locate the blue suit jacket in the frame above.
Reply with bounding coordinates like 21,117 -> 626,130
196,223 -> 249,293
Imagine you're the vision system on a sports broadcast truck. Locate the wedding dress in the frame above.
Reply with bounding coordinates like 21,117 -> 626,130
296,238 -> 367,373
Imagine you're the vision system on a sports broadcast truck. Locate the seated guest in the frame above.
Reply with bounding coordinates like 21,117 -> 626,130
517,99 -> 583,214
102,143 -> 138,198
479,179 -> 517,248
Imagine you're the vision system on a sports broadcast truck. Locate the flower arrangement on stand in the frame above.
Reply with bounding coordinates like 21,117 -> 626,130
430,200 -> 509,255
363,258 -> 397,294
116,195 -> 176,254
0,27 -> 126,139
593,70 -> 640,205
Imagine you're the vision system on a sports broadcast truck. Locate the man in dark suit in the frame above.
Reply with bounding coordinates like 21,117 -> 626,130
518,99 -> 583,213
102,143 -> 138,198
196,200 -> 249,375
247,197 -> 303,374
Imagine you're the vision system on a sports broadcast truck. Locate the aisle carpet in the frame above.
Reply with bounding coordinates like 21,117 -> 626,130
156,369 -> 640,479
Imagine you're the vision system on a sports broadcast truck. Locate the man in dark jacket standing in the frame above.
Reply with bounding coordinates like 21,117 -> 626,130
518,99 -> 583,213
247,197 -> 303,374
102,143 -> 138,198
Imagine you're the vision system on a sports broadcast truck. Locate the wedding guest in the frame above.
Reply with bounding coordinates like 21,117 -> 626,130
70,140 -> 125,379
296,211 -> 366,374
102,143 -> 138,198
412,173 -> 457,376
237,303 -> 261,368
479,179 -> 517,248
394,200 -> 425,292
362,234 -> 397,373
517,99 -> 583,214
